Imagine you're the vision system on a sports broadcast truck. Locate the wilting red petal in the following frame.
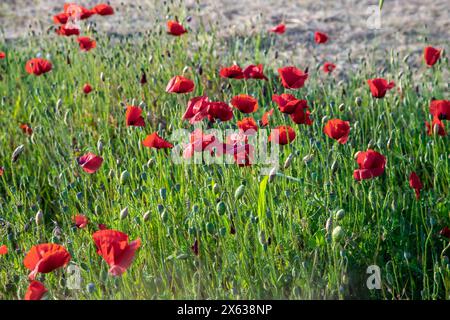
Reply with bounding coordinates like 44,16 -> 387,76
260,109 -> 274,127
24,281 -> 47,300
73,214 -> 89,228
278,66 -> 308,89
25,58 -> 52,76
167,20 -> 187,36
220,65 -> 244,79
231,94 -> 258,114
430,100 -> 450,120
0,245 -> 7,255
83,83 -> 92,94
166,75 -> 194,93
125,106 -> 145,127
353,149 -> 386,181
323,62 -> 336,73
409,172 -> 423,200
323,119 -> 350,144
91,3 -> 114,16
23,243 -> 71,280
243,64 -> 268,80
314,31 -> 328,44
269,126 -> 296,145
77,37 -> 96,51
56,25 -> 80,36
270,23 -> 286,34
78,152 -> 103,174
367,78 -> 395,98
142,132 -> 173,149
424,46 -> 441,67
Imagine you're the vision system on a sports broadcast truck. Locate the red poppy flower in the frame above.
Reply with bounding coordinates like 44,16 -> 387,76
409,172 -> 423,200
77,37 -> 96,51
183,129 -> 222,158
73,214 -> 89,228
272,94 -> 307,114
220,65 -> 244,79
0,51 -> 6,59
64,3 -> 93,20
425,118 -> 446,136
182,96 -> 210,123
98,223 -> 107,230
237,117 -> 258,134
323,62 -> 336,73
269,125 -> 296,145
243,64 -> 268,80
24,281 -> 47,300
440,227 -> 450,239
430,99 -> 450,120
207,101 -> 234,122
0,166 -> 4,177
53,12 -> 69,24
92,229 -> 141,276
78,152 -> 103,174
424,46 -> 441,67
83,83 -> 92,94
278,66 -> 308,89
142,132 -> 173,149
231,94 -> 258,114
290,106 -> 313,125
167,20 -> 187,36
0,245 -> 7,255
233,143 -> 255,167
23,243 -> 71,280
20,123 -> 33,136
260,108 -> 274,127
56,25 -> 80,36
367,78 -> 395,98
353,149 -> 386,181
91,4 -> 114,16
166,75 -> 194,93
323,119 -> 350,144
314,31 -> 328,44
125,105 -> 145,127
270,23 -> 286,34
25,58 -> 52,76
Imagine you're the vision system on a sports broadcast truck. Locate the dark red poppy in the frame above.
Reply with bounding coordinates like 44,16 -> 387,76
0,52 -> 5,59
290,106 -> 313,125
73,214 -> 89,228
20,123 -> 33,136
142,132 -> 173,149
323,119 -> 350,144
64,3 -> 93,20
260,109 -> 274,127
367,78 -> 395,98
78,152 -> 103,174
23,243 -> 71,280
237,117 -> 258,134
207,102 -> 234,122
269,125 -> 296,145
56,25 -> 80,36
77,37 -> 96,51
272,94 -> 306,114
93,229 -> 141,276
166,75 -> 194,93
430,99 -> 450,120
353,149 -> 386,181
91,3 -> 114,16
243,64 -> 268,80
140,71 -> 147,84
270,23 -> 286,34
24,281 -> 47,300
439,227 -> 450,239
278,66 -> 308,89
408,172 -> 423,200
53,12 -> 69,24
424,46 -> 441,67
0,245 -> 7,255
231,94 -> 258,113
25,58 -> 52,76
98,223 -> 107,230
314,31 -> 328,44
83,83 -> 92,94
323,62 -> 336,73
125,105 -> 145,127
167,20 -> 187,36
425,118 -> 446,136
220,65 -> 244,79
191,239 -> 199,256
182,96 -> 210,123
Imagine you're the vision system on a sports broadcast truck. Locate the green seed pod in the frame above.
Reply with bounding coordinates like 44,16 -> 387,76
332,226 -> 344,242
120,207 -> 128,220
234,185 -> 245,200
216,201 -> 226,215
120,170 -> 130,184
143,211 -> 151,221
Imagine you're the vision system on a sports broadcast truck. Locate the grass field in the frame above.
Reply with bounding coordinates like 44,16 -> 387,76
0,2 -> 449,300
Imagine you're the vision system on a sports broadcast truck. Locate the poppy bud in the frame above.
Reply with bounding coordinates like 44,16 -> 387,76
325,217 -> 333,234
108,169 -> 115,179
335,209 -> 345,220
284,153 -> 294,169
143,211 -> 151,221
159,188 -> 167,201
97,139 -> 103,153
216,201 -> 226,215
258,230 -> 267,245
100,72 -> 105,82
120,207 -> 128,220
212,183 -> 220,194
339,103 -> 345,112
302,154 -> 314,165
332,226 -> 344,242
387,137 -> 393,150
35,209 -> 44,226
206,222 -> 215,234
12,145 -> 24,163
86,283 -> 96,294
157,204 -> 164,213
120,170 -> 130,184
367,139 -> 375,149
268,167 -> 277,183
355,97 -> 362,106
321,115 -> 328,124
161,210 -> 168,223
234,185 -> 245,200
433,123 -> 441,136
